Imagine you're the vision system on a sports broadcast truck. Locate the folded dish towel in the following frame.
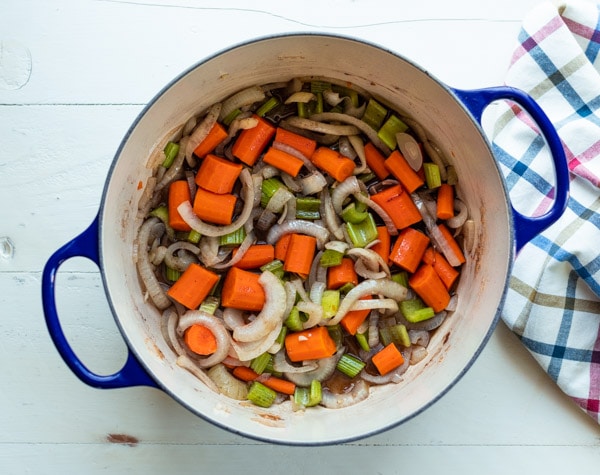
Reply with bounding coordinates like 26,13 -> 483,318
486,0 -> 600,424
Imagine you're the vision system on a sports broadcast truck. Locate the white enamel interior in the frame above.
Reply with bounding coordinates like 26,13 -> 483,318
99,34 -> 513,445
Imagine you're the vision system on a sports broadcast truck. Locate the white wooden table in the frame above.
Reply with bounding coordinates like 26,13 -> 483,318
2,1 -> 600,473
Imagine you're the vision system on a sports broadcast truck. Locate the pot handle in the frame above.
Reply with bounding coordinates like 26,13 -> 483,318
41,215 -> 158,389
452,86 -> 569,252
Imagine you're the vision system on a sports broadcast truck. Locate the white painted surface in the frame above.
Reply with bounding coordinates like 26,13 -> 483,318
1,0 -> 599,473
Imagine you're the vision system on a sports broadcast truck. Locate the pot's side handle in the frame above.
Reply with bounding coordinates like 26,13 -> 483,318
41,216 -> 158,389
452,87 -> 570,252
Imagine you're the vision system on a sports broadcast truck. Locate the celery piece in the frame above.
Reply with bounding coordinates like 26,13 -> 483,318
296,197 -> 321,220
165,266 -> 181,282
377,115 -> 409,150
446,165 -> 458,186
297,102 -> 308,118
260,259 -> 285,279
321,290 -> 340,320
311,80 -> 332,93
219,227 -> 246,247
247,381 -> 277,408
423,162 -> 442,189
390,324 -> 411,347
308,379 -> 322,406
285,306 -> 304,331
341,202 -> 368,224
362,98 -> 388,131
336,353 -> 366,378
187,229 -> 202,244
256,97 -> 280,118
379,327 -> 393,347
327,323 -> 343,348
162,141 -> 180,168
314,92 -> 324,114
264,357 -> 282,378
319,249 -> 344,268
338,282 -> 355,295
391,271 -> 409,288
199,295 -> 219,315
346,213 -> 378,248
358,171 -> 377,184
332,84 -> 360,107
222,108 -> 242,126
275,326 -> 288,348
293,387 -> 310,407
399,298 -> 435,323
261,177 -> 287,208
250,352 -> 273,375
356,332 -> 370,352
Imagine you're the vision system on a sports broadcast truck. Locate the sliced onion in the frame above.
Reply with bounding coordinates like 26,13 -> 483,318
320,379 -> 369,408
178,168 -> 254,237
349,298 -> 398,313
230,322 -> 282,362
176,355 -> 220,393
164,241 -> 200,272
233,271 -> 287,342
301,172 -> 328,195
325,240 -> 349,254
396,132 -> 423,171
265,186 -> 294,214
297,300 -> 324,329
207,363 -> 248,400
309,112 -> 392,156
211,231 -> 256,270
219,85 -> 265,121
348,135 -> 368,174
339,136 -> 357,160
353,192 -> 398,236
410,346 -> 428,365
272,141 -> 317,172
136,217 -> 171,310
329,279 -> 408,325
222,307 -> 245,331
185,103 -> 222,160
409,330 -> 430,347
272,350 -> 318,373
320,187 -> 344,240
462,219 -> 476,255
155,136 -> 189,192
331,176 -> 362,215
347,247 -> 391,277
284,348 -> 344,386
282,116 -> 360,137
360,348 -> 412,385
285,91 -> 316,104
176,310 -> 232,368
367,310 -> 380,348
446,199 -> 468,229
266,220 -> 330,249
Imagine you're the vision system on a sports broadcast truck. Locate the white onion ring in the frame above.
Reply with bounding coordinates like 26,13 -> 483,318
347,248 -> 391,277
230,322 -> 283,362
353,192 -> 398,237
331,176 -> 362,215
284,348 -> 344,386
164,241 -> 200,272
349,298 -> 398,313
176,355 -> 220,393
185,103 -> 222,160
219,85 -> 265,121
266,220 -> 330,249
446,199 -> 468,229
320,187 -> 344,240
272,350 -> 318,373
297,300 -> 324,329
233,271 -> 287,342
136,217 -> 171,310
348,135 -> 367,174
320,379 -> 369,408
283,116 -> 360,137
211,231 -> 256,270
176,311 -> 232,368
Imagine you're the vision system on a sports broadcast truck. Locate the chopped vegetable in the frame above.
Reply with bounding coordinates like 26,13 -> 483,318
232,114 -> 276,166
372,342 -> 405,375
336,353 -> 366,378
233,244 -> 275,270
422,247 -> 459,289
327,257 -> 359,290
195,153 -> 243,194
423,162 -> 442,189
285,326 -> 337,362
346,212 -> 379,248
166,263 -> 219,310
247,381 -> 277,408
370,184 -> 422,230
168,180 -> 192,231
377,115 -> 408,149
370,226 -> 391,264
389,227 -> 431,273
364,141 -> 390,180
384,150 -> 425,194
340,295 -> 372,335
274,127 -> 317,158
184,324 -> 218,355
221,267 -> 265,312
310,147 -> 356,183
436,183 -> 455,220
193,122 -> 228,158
282,233 -> 316,277
263,147 -> 305,177
409,263 -> 451,313
192,188 -> 237,225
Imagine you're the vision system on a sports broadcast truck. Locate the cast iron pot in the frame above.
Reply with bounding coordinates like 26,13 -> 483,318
42,34 -> 569,446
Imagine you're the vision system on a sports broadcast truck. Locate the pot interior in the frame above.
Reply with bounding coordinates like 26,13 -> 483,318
99,34 -> 512,445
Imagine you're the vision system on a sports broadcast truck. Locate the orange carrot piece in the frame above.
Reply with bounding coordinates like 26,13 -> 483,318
195,153 -> 243,194
422,247 -> 460,290
370,226 -> 391,264
438,223 -> 466,265
372,342 -> 405,375
370,184 -> 422,230
274,127 -> 317,158
192,188 -> 237,225
284,326 -> 337,362
436,183 -> 455,220
262,376 -> 296,395
310,147 -> 356,182
232,114 -> 276,166
184,324 -> 218,355
221,267 -> 265,312
283,233 -> 316,278
340,295 -> 373,335
193,121 -> 228,158
327,257 -> 358,290
232,365 -> 259,382
168,180 -> 192,231
233,244 -> 275,270
263,147 -> 305,177
274,233 -> 292,261
384,150 -> 425,193
389,227 -> 431,273
364,142 -> 390,180
409,263 -> 451,313
167,263 -> 219,310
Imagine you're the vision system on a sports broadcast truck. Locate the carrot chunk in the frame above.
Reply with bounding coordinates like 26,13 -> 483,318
193,121 -> 228,158
274,233 -> 292,261
384,150 -> 424,193
436,183 -> 455,220
370,226 -> 391,264
167,263 -> 219,310
263,147 -> 305,177
282,233 -> 316,278
340,295 -> 373,335
422,247 -> 460,290
310,147 -> 356,182
192,188 -> 237,225
274,127 -> 317,158
233,244 -> 275,270
389,227 -> 430,273
370,184 -> 422,230
364,142 -> 390,180
284,326 -> 337,362
168,180 -> 192,231
408,263 -> 451,313
327,257 -> 358,290
438,223 -> 466,265
195,153 -> 243,194
372,343 -> 405,375
221,267 -> 265,312
232,114 -> 276,166
184,324 -> 218,355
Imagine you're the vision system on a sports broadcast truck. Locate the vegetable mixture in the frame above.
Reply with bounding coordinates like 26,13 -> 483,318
135,77 -> 471,410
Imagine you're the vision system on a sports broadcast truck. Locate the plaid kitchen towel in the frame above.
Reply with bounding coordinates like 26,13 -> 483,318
486,0 -> 600,423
